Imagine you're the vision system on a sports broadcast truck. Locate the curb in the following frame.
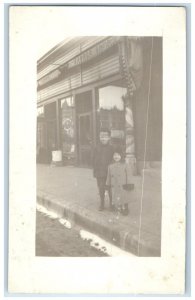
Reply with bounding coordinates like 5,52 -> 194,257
37,192 -> 161,257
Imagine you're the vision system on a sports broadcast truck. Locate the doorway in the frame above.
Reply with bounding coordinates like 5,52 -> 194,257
78,112 -> 92,166
75,91 -> 93,166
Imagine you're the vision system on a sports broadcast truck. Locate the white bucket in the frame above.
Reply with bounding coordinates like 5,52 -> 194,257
52,150 -> 62,162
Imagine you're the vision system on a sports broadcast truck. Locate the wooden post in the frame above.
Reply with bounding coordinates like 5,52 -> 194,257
56,99 -> 61,149
72,93 -> 78,165
92,88 -> 97,148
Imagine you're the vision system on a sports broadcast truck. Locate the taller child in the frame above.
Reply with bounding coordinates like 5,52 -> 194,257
93,129 -> 114,211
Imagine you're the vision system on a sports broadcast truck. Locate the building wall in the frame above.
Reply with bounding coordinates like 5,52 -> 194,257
37,37 -> 162,168
37,54 -> 120,103
134,37 -> 162,164
37,37 -> 121,104
37,37 -> 106,78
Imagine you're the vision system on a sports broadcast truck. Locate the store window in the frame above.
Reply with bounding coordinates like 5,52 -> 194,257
98,85 -> 127,146
37,106 -> 44,117
98,84 -> 135,156
61,96 -> 75,160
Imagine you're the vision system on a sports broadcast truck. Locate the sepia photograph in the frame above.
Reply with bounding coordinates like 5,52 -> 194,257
8,6 -> 186,294
36,36 -> 162,257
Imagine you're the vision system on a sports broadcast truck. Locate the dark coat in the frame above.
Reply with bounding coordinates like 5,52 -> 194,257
106,162 -> 134,206
93,143 -> 114,178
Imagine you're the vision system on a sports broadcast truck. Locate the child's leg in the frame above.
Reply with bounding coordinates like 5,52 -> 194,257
96,177 -> 106,210
107,187 -> 114,210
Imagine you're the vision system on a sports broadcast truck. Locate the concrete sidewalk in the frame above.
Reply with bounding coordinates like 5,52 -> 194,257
37,164 -> 161,256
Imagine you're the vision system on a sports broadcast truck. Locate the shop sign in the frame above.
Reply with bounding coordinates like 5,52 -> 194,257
38,69 -> 61,87
111,129 -> 124,139
67,37 -> 119,69
38,37 -> 119,87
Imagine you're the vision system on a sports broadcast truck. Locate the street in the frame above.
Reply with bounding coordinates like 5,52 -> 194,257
36,211 -> 108,257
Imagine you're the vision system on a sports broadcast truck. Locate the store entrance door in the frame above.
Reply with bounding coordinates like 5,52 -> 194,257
47,119 -> 57,158
44,102 -> 57,163
78,112 -> 92,166
75,91 -> 93,167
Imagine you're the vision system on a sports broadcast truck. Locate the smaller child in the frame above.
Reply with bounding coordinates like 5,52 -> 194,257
93,128 -> 114,211
106,148 -> 134,215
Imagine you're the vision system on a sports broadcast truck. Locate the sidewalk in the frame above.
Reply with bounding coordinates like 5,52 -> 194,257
37,164 -> 161,256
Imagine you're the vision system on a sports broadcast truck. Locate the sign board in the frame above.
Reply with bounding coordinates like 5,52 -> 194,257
38,37 -> 119,87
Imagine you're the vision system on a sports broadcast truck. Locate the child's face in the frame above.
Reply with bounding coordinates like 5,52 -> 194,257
113,152 -> 121,162
99,132 -> 110,145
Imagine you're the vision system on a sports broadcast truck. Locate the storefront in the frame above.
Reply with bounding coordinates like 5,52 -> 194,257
37,36 -> 162,170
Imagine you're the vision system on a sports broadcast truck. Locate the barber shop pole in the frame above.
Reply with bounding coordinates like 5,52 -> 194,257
118,37 -> 143,171
124,95 -> 137,172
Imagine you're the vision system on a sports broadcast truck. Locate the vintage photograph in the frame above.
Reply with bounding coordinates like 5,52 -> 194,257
8,6 -> 186,294
36,36 -> 162,257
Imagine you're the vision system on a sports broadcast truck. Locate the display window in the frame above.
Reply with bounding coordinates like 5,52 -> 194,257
61,97 -> 75,159
98,84 -> 134,154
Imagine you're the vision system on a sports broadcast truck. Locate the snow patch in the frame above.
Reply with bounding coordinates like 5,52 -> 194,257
36,204 -> 58,219
80,230 -> 135,257
37,205 -> 135,256
59,218 -> 72,229
37,204 -> 72,229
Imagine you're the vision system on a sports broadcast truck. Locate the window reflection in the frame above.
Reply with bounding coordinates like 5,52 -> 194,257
61,97 -> 74,108
98,85 -> 127,145
99,85 -> 125,111
37,106 -> 44,117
